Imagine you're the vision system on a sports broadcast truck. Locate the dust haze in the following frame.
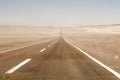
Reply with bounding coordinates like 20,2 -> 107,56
0,24 -> 120,80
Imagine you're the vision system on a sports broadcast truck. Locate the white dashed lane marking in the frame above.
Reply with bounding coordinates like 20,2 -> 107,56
115,55 -> 119,60
40,48 -> 46,52
48,45 -> 51,47
5,58 -> 31,74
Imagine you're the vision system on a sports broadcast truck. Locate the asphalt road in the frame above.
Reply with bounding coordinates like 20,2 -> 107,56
0,37 -> 119,80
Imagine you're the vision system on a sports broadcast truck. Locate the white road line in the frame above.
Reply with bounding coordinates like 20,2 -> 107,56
51,40 -> 57,45
5,58 -> 31,74
48,45 -> 51,47
0,42 -> 41,54
115,55 -> 119,60
66,41 -> 120,79
40,48 -> 46,52
51,39 -> 59,45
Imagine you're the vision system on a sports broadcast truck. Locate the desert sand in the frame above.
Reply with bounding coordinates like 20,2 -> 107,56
0,26 -> 59,51
0,25 -> 120,80
63,24 -> 120,73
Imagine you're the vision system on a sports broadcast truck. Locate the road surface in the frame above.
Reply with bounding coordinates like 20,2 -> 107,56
0,37 -> 119,80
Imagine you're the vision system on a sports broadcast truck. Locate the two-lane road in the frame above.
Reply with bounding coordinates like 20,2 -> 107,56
0,37 -> 119,80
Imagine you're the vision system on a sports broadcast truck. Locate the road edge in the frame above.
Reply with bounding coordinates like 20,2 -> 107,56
63,37 -> 120,79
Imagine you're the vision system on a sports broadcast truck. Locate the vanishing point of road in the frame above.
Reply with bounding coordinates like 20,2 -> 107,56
0,37 -> 119,80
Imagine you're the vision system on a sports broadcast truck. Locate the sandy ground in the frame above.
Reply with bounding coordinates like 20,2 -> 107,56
0,38 -> 118,80
0,25 -> 120,80
63,25 -> 120,73
0,26 -> 59,51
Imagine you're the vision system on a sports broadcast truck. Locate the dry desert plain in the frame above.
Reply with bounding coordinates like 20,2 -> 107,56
0,26 -> 59,52
0,25 -> 120,80
63,24 -> 120,73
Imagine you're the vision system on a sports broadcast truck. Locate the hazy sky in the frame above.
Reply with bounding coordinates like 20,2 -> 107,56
0,0 -> 120,26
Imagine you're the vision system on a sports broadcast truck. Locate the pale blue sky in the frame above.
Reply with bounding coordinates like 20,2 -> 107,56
0,0 -> 120,26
